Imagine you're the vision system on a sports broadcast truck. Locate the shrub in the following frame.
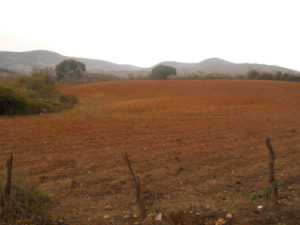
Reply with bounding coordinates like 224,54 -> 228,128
0,177 -> 56,225
0,86 -> 28,115
0,73 -> 78,115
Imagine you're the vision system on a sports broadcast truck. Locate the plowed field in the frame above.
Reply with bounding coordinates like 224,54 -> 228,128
1,80 -> 300,224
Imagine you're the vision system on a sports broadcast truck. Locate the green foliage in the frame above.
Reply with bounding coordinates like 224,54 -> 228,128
0,177 -> 56,225
262,184 -> 274,200
0,86 -> 27,115
249,184 -> 276,203
0,73 -> 78,115
247,70 -> 300,81
168,69 -> 300,81
55,59 -> 86,81
150,65 -> 177,80
64,72 -> 121,84
249,193 -> 260,203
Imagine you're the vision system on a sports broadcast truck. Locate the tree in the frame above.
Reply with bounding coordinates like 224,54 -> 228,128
55,59 -> 86,81
150,65 -> 177,80
247,70 -> 260,79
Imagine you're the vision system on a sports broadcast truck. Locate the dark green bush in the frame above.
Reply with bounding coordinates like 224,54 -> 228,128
0,74 -> 78,115
0,86 -> 28,115
59,94 -> 78,107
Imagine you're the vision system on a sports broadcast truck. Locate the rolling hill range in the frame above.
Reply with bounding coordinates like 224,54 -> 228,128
0,50 -> 141,75
0,50 -> 298,76
155,58 -> 299,75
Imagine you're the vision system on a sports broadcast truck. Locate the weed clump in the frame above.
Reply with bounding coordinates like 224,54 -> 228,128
0,177 -> 57,225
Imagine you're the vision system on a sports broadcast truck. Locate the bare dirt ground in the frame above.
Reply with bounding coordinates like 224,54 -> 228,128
0,80 -> 300,225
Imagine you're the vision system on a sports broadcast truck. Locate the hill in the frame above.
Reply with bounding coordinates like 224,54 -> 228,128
0,50 -> 298,77
0,50 -> 141,74
155,58 -> 299,75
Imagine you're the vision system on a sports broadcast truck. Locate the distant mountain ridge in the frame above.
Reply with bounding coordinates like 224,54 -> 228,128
0,50 -> 141,74
0,50 -> 298,76
155,58 -> 299,75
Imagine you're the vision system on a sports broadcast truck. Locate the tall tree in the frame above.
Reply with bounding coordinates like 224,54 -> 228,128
55,59 -> 86,81
150,65 -> 177,80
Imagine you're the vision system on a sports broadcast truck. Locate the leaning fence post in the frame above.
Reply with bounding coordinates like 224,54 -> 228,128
265,137 -> 278,204
122,152 -> 146,219
5,153 -> 13,202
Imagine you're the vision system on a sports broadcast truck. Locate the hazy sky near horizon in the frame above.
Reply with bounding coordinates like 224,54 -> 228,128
1,0 -> 300,70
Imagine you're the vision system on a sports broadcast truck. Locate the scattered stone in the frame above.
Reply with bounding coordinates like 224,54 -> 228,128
58,219 -> 67,225
195,212 -> 202,216
257,205 -> 264,212
133,214 -> 138,218
215,217 -> 226,225
123,214 -> 132,219
104,205 -> 113,210
103,215 -> 111,219
226,213 -> 233,219
146,213 -> 156,219
155,213 -> 162,221
134,222 -> 140,225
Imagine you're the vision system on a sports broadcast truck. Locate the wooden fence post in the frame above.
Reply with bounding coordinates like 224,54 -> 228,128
265,137 -> 278,204
122,152 -> 146,219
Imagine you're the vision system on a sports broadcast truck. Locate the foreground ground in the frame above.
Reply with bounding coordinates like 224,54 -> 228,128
0,80 -> 300,224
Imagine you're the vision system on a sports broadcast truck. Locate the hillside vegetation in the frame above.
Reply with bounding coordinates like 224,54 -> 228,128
0,72 -> 77,115
0,67 -> 22,80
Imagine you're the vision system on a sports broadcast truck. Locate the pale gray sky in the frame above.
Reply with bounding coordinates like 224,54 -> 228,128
1,0 -> 300,70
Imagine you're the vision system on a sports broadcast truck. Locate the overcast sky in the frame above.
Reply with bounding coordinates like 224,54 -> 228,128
1,0 -> 300,70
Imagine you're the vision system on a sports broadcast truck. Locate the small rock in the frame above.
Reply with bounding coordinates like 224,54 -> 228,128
133,214 -> 138,218
195,212 -> 201,216
134,222 -> 140,225
257,205 -> 264,212
226,213 -> 233,219
215,218 -> 226,225
146,213 -> 156,219
58,219 -> 67,225
104,205 -> 113,210
123,214 -> 132,219
103,215 -> 111,219
155,213 -> 162,221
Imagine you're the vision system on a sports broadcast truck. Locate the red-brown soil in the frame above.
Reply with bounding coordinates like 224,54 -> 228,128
0,80 -> 300,224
